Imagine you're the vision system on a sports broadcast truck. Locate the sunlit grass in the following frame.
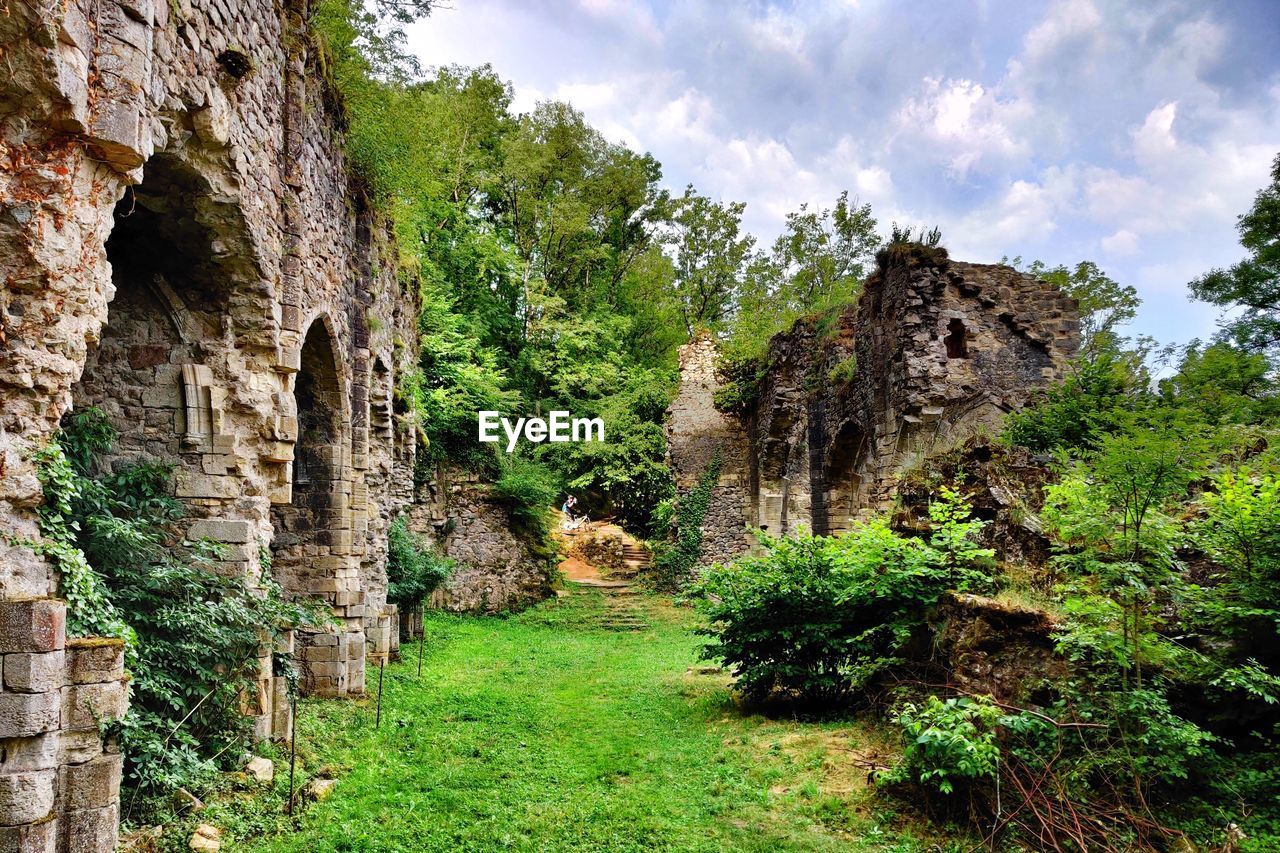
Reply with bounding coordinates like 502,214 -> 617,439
181,592 -> 954,852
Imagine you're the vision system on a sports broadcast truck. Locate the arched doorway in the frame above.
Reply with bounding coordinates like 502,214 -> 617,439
71,154 -> 230,501
270,318 -> 365,697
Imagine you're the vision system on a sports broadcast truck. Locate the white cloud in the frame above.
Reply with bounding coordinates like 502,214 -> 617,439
894,77 -> 1032,178
1101,229 -> 1140,255
402,0 -> 1280,345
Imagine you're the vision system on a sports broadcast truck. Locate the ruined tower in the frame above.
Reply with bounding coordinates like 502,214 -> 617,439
666,247 -> 1080,561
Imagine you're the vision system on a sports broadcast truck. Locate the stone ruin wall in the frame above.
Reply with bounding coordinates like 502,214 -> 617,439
0,1 -> 422,848
665,334 -> 753,566
667,250 -> 1080,565
408,467 -> 555,614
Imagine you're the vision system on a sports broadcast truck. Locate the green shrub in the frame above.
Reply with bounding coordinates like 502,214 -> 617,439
32,409 -> 320,814
695,491 -> 994,705
492,454 -> 559,537
883,695 -> 1005,795
387,515 -> 453,610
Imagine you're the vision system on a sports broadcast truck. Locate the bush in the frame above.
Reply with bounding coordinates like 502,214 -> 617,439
883,695 -> 1005,795
387,515 -> 453,610
492,454 -> 559,537
695,492 -> 994,705
31,409 -> 320,813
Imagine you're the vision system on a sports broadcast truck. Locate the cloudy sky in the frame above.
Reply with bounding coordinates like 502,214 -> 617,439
405,0 -> 1280,345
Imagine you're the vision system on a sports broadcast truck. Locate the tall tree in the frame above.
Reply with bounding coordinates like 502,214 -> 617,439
1019,259 -> 1140,357
1190,152 -> 1280,354
494,101 -> 663,316
769,191 -> 879,316
664,186 -> 755,334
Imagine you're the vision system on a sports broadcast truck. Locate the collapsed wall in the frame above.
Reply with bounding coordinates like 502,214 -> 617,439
409,467 -> 556,613
667,247 -> 1079,562
0,1 -> 419,847
665,334 -> 754,566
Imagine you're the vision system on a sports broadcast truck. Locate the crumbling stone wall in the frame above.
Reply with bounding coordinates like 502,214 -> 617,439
408,468 -> 555,614
0,1 -> 419,846
665,333 -> 753,565
665,249 -> 1078,565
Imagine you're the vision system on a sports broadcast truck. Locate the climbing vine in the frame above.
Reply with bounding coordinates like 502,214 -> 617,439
30,409 -> 325,818
649,449 -> 722,591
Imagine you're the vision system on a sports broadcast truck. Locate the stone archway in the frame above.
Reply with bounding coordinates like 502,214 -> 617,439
271,316 -> 365,697
71,153 -> 234,499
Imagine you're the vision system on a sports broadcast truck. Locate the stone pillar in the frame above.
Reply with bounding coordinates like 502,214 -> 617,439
0,602 -> 126,853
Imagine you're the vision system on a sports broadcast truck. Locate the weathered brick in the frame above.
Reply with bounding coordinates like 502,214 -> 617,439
0,693 -> 60,739
0,817 -> 57,853
0,602 -> 65,655
61,682 -> 128,731
2,651 -> 64,694
64,639 -> 125,685
59,753 -> 122,811
59,803 -> 117,853
0,768 -> 56,825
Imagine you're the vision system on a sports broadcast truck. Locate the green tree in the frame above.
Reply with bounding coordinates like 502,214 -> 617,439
1008,258 -> 1140,357
1190,152 -> 1280,354
664,186 -> 755,334
1159,340 -> 1280,426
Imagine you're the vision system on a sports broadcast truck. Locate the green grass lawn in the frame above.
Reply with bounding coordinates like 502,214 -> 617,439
198,590 -> 952,852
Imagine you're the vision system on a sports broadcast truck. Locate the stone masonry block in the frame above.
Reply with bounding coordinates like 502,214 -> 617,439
0,768 -> 56,825
2,651 -> 64,693
0,601 -> 65,654
187,519 -> 253,544
59,753 -> 122,811
61,682 -> 128,731
0,735 -> 59,773
57,730 -> 104,766
60,803 -> 117,853
0,818 -> 56,853
64,639 -> 125,685
0,692 -> 60,739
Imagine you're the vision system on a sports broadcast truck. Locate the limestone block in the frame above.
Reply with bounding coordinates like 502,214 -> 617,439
2,651 -> 64,693
0,601 -> 65,654
60,803 -> 118,853
244,756 -> 273,784
0,818 -> 57,852
190,823 -> 221,851
57,730 -> 105,766
61,681 -> 128,731
187,519 -> 252,544
86,92 -> 148,172
175,472 -> 237,499
59,753 -> 122,810
0,734 -> 59,773
64,640 -> 125,686
0,768 -> 56,824
193,88 -> 231,147
0,692 -> 60,739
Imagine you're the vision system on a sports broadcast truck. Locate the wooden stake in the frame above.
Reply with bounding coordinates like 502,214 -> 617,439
287,694 -> 297,816
375,655 -> 386,729
417,608 -> 426,677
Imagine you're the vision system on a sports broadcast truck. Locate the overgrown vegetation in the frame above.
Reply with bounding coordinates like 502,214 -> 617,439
386,515 -> 453,612
649,451 -> 722,591
693,489 -> 993,707
694,158 -> 1280,849
32,410 -> 320,818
